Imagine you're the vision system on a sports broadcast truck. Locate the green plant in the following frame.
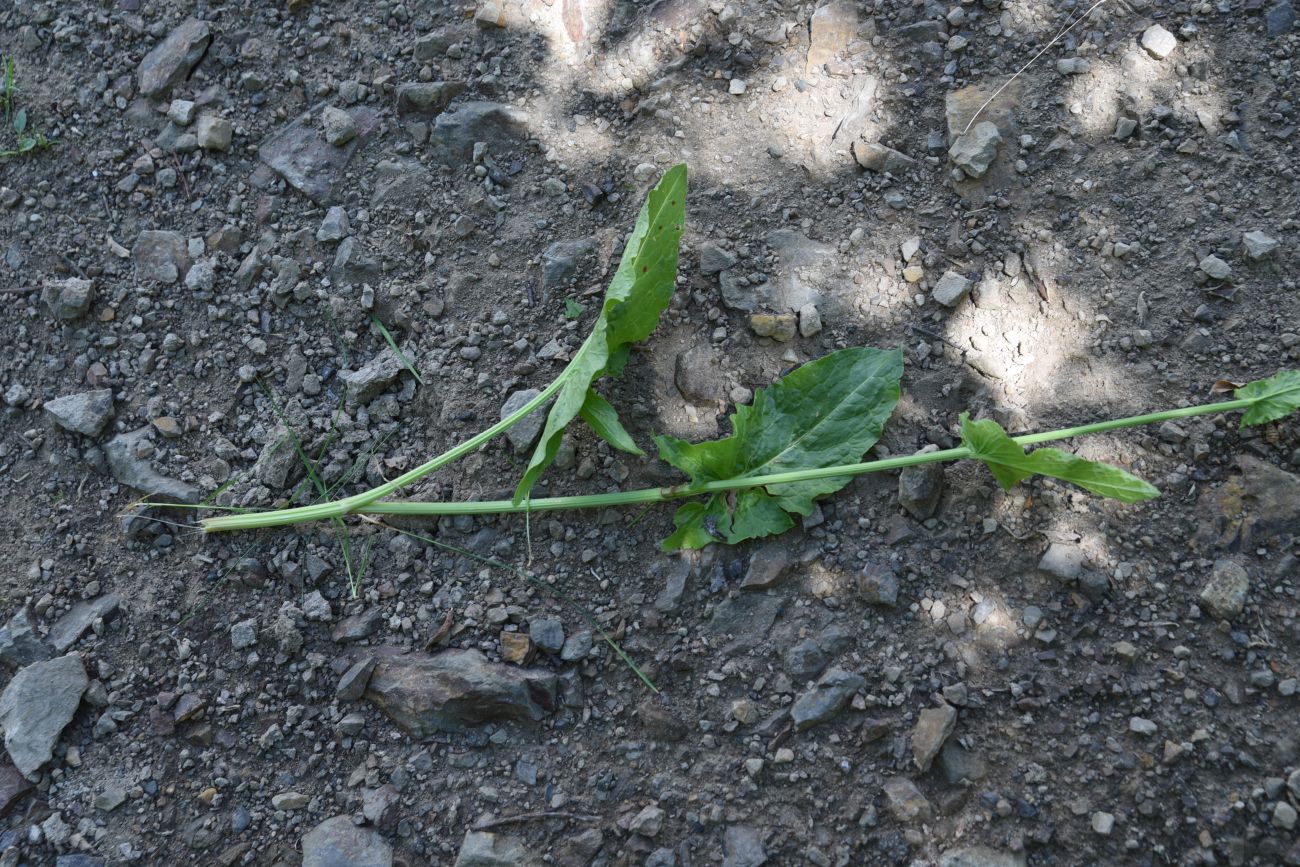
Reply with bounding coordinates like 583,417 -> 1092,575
202,164 -> 1300,552
204,164 -> 687,532
564,298 -> 584,319
0,56 -> 52,158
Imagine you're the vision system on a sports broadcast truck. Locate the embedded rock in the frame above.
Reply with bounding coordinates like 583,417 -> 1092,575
137,19 -> 211,99
0,654 -> 88,777
302,815 -> 393,867
363,648 -> 558,736
44,390 -> 113,436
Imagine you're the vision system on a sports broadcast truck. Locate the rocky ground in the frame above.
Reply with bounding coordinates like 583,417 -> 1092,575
0,0 -> 1299,865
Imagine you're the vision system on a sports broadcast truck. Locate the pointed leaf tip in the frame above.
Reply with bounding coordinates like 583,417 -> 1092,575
961,413 -> 1159,504
1235,369 -> 1300,428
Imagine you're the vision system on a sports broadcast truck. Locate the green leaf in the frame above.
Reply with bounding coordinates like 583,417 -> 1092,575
513,164 -> 687,504
656,346 -> 903,549
564,298 -> 583,319
579,389 -> 645,456
1235,369 -> 1300,427
960,413 -> 1159,503
13,108 -> 25,134
18,137 -> 34,153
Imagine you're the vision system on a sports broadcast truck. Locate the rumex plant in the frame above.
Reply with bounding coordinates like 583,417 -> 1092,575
202,165 -> 1300,552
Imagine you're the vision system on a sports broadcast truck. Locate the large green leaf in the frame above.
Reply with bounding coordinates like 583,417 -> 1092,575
578,390 -> 644,456
656,346 -> 903,549
512,165 -> 687,503
1236,369 -> 1300,428
960,413 -> 1159,503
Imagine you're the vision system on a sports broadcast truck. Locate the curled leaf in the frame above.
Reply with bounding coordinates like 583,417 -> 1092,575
960,412 -> 1159,503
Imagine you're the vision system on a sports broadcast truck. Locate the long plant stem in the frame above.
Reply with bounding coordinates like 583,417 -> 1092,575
202,371 -> 570,532
203,396 -> 1254,532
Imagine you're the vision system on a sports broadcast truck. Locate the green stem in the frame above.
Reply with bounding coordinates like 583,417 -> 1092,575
202,396 -> 1253,532
202,372 -> 569,532
351,397 -> 1252,518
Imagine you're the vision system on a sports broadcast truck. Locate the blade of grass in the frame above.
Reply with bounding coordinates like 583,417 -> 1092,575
370,315 -> 424,386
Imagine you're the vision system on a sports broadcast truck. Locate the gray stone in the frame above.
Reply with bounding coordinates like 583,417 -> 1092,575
364,648 -> 558,736
741,539 -> 795,590
362,784 -> 400,830
230,619 -> 258,650
336,657 -> 377,701
44,390 -> 113,436
430,102 -> 529,165
1038,543 -> 1084,581
105,427 -> 202,502
331,236 -> 381,286
0,654 -> 88,776
931,270 -> 972,307
674,342 -> 726,404
937,741 -> 988,785
317,206 -> 350,243
46,594 -> 121,652
55,855 -> 105,867
340,348 -> 412,411
948,122 -> 1002,179
332,609 -> 382,643
1267,2 -> 1296,35
302,815 -> 393,867
1200,559 -> 1249,621
938,847 -> 1026,867
560,631 -> 593,661
721,825 -> 767,867
395,81 -> 464,116
852,141 -> 915,174
786,638 -> 828,682
259,106 -> 380,204
857,558 -> 899,608
707,594 -> 783,654
541,238 -> 595,293
0,609 -> 50,670
806,0 -> 858,73
453,830 -> 542,867
1198,255 -> 1231,280
41,277 -> 93,320
1141,24 -> 1177,60
798,303 -> 822,337
1056,57 -> 1091,75
1242,230 -> 1279,260
757,229 -> 835,312
898,463 -> 943,520
882,777 -> 931,822
791,667 -> 864,731
500,389 -> 547,453
698,242 -> 738,275
195,114 -> 232,152
184,261 -> 215,291
321,106 -> 357,146
253,426 -> 298,489
371,159 -> 433,208
137,19 -> 211,99
653,558 -> 690,613
911,703 -> 957,771
132,230 -> 189,284
628,804 -> 665,837
529,619 -> 565,654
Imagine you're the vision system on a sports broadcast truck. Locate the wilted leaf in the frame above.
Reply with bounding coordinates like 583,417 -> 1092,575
513,164 -> 687,503
656,347 -> 903,549
1236,369 -> 1300,428
960,412 -> 1159,503
1210,379 -> 1244,395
